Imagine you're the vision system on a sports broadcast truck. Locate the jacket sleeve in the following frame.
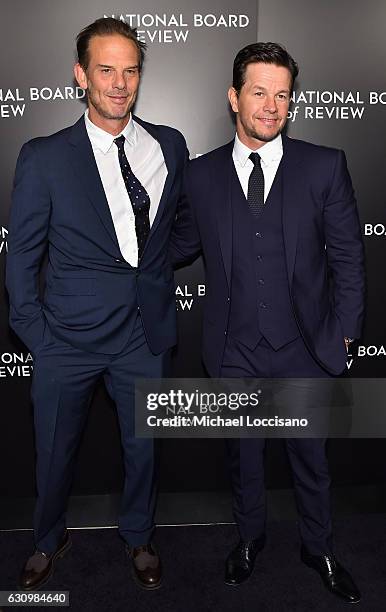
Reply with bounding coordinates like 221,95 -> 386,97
6,141 -> 51,352
169,152 -> 202,266
324,150 -> 365,338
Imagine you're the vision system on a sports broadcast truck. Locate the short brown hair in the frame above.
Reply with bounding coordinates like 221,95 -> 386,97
76,17 -> 146,71
233,42 -> 298,93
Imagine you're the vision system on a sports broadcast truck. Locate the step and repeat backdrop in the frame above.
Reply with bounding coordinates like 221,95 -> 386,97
1,0 -> 385,505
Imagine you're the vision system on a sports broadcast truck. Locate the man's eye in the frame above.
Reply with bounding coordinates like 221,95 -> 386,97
101,68 -> 111,73
277,94 -> 288,100
254,92 -> 264,97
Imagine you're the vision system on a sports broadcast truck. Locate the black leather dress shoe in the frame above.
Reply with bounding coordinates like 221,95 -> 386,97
225,537 -> 265,586
127,543 -> 162,590
19,531 -> 71,591
301,547 -> 361,603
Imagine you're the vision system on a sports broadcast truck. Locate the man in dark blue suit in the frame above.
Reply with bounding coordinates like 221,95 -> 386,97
171,43 -> 364,603
6,17 -> 187,591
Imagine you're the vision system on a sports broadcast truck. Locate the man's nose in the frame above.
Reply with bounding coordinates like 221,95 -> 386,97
263,95 -> 277,113
112,71 -> 126,89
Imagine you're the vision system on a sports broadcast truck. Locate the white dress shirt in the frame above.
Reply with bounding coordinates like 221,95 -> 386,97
232,133 -> 283,202
85,110 -> 167,267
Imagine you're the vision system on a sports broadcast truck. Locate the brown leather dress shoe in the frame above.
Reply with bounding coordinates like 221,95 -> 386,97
20,531 -> 71,591
127,543 -> 162,590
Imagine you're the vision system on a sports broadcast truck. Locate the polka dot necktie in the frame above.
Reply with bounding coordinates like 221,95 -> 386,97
247,152 -> 265,217
114,135 -> 150,259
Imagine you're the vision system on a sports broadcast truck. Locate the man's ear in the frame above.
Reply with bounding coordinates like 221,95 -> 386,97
228,87 -> 239,114
74,63 -> 88,90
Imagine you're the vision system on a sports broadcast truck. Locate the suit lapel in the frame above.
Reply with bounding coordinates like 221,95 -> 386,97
133,115 -> 175,239
281,135 -> 303,285
215,142 -> 234,289
67,117 -> 119,248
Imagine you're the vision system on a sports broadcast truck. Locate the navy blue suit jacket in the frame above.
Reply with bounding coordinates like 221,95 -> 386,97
7,115 -> 187,355
171,135 -> 365,376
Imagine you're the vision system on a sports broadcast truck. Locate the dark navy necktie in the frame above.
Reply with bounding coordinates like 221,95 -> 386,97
247,152 -> 265,217
114,135 -> 150,259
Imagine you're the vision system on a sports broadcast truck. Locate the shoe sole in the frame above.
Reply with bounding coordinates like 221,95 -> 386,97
224,576 -> 252,587
20,534 -> 72,591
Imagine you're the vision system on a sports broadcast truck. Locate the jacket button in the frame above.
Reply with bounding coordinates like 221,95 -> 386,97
256,232 -> 262,238
114,258 -> 122,263
259,302 -> 268,309
257,255 -> 262,261
258,279 -> 265,285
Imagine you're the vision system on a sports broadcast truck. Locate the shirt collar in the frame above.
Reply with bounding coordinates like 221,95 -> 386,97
233,132 -> 283,167
84,109 -> 137,154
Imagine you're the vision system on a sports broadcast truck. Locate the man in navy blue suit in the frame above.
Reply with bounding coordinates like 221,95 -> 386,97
171,43 -> 365,603
6,17 -> 187,591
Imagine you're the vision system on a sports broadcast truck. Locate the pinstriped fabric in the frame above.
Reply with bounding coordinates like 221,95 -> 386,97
247,152 -> 264,217
114,135 -> 150,259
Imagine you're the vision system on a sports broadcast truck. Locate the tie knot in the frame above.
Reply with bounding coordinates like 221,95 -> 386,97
114,135 -> 126,151
249,152 -> 262,167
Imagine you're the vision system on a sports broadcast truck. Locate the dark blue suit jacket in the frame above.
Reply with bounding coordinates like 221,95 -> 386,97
171,135 -> 365,376
7,115 -> 187,355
